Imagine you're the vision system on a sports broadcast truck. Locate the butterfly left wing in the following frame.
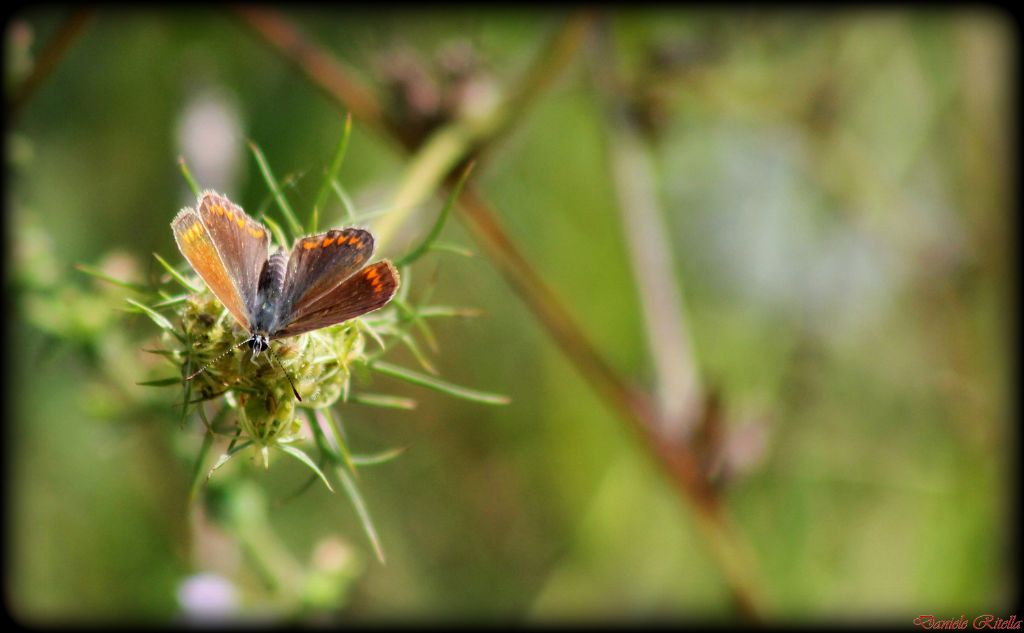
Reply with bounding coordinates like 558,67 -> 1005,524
272,260 -> 399,338
195,191 -> 269,318
172,208 -> 254,331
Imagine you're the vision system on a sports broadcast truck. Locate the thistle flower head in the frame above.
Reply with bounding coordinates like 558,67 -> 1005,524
172,289 -> 365,448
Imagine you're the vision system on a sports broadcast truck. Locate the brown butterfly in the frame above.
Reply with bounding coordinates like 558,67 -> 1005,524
172,191 -> 399,391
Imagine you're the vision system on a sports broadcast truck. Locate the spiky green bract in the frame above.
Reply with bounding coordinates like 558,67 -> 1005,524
171,290 -> 366,452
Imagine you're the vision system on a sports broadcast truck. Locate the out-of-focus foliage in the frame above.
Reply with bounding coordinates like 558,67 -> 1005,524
5,6 -> 1014,624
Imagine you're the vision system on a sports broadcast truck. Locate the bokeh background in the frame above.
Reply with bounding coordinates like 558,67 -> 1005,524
5,6 -> 1015,624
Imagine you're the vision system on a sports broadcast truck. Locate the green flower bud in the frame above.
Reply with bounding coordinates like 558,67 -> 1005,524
174,290 -> 365,452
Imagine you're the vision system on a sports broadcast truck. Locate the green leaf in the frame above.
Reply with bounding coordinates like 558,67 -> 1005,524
335,465 -> 386,564
249,140 -> 304,237
259,213 -> 290,252
311,112 -> 352,233
370,361 -> 510,405
416,305 -> 484,318
393,297 -> 437,348
151,294 -> 190,308
330,180 -> 358,222
189,426 -> 216,504
125,298 -> 182,340
395,161 -> 475,268
141,347 -> 176,357
359,319 -> 387,351
394,330 -> 438,375
180,330 -> 195,426
277,444 -> 335,493
350,203 -> 407,224
316,408 -> 356,476
136,376 -> 181,387
73,263 -> 149,293
349,393 -> 417,410
177,156 -> 202,196
207,439 -> 253,481
428,242 -> 476,258
351,446 -> 407,466
152,252 -> 200,292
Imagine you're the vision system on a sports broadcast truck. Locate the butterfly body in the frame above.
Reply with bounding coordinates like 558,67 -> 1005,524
172,191 -> 399,361
246,249 -> 289,352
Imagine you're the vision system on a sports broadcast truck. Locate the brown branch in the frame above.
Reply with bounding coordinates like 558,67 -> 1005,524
235,8 -> 766,619
470,11 -> 595,167
456,186 -> 657,432
458,185 -> 766,621
455,182 -> 727,517
587,19 -> 703,439
232,5 -> 388,140
8,6 -> 95,121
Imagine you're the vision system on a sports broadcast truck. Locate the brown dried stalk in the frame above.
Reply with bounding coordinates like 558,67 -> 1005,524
234,7 -> 767,618
8,7 -> 95,121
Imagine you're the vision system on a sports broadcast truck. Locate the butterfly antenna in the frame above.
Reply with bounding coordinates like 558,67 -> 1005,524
185,338 -> 250,381
268,347 -> 302,402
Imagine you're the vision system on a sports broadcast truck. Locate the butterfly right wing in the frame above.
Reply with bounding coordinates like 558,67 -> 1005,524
273,260 -> 399,338
281,228 -> 375,316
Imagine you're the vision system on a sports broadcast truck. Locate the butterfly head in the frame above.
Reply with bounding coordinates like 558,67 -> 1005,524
247,332 -> 271,356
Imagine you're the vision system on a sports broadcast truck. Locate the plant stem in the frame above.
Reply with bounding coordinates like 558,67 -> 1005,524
372,118 -> 479,248
373,14 -> 593,246
232,6 -> 388,139
8,7 -> 94,120
236,8 -> 768,617
588,18 -> 703,439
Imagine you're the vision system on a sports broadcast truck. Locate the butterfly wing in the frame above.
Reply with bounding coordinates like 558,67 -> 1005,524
281,228 -> 375,316
171,191 -> 269,331
273,260 -> 399,338
195,191 -> 270,318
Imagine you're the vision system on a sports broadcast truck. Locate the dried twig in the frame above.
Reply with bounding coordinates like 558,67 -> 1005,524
8,6 -> 95,121
236,7 -> 766,618
233,5 -> 388,140
588,19 -> 703,439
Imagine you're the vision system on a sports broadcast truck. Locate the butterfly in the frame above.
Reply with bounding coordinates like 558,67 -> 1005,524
172,191 -> 399,387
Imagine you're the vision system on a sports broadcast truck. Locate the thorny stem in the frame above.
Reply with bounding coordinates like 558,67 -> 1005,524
236,7 -> 767,618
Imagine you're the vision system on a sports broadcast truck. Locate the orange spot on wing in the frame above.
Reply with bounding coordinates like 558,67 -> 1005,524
303,240 -> 317,250
175,221 -> 250,330
322,237 -> 334,247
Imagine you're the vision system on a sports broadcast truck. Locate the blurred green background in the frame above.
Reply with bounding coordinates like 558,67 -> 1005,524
4,6 -> 1014,624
